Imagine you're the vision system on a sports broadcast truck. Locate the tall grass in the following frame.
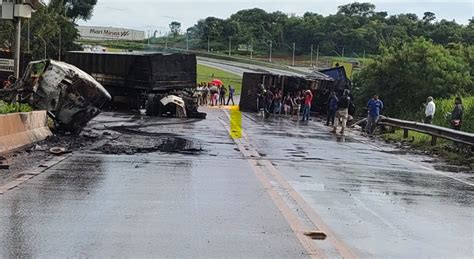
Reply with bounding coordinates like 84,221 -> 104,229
432,96 -> 474,133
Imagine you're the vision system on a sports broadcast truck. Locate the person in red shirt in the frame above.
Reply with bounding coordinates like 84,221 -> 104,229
302,90 -> 313,121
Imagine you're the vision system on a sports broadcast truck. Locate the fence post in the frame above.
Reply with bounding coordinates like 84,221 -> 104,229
431,135 -> 438,146
403,129 -> 409,138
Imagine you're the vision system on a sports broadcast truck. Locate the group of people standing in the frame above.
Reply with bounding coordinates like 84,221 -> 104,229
197,83 -> 235,107
326,90 -> 354,134
258,85 -> 313,121
423,96 -> 465,131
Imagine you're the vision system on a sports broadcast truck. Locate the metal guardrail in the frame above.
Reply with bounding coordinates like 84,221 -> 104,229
378,116 -> 474,146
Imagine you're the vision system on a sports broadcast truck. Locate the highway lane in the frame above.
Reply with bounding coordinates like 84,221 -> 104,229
197,57 -> 307,77
0,108 -> 472,258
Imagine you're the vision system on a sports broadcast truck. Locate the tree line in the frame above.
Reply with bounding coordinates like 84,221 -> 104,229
0,0 -> 97,60
188,2 -> 473,56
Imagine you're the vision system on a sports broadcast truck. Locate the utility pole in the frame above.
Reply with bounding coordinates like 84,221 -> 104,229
269,41 -> 272,63
228,36 -> 232,56
250,39 -> 253,59
292,42 -> 295,67
342,47 -> 345,58
186,31 -> 189,51
316,44 -> 319,63
310,44 -> 313,68
165,32 -> 168,48
58,28 -> 62,61
13,0 -> 25,78
27,19 -> 30,53
207,35 -> 210,52
363,49 -> 366,59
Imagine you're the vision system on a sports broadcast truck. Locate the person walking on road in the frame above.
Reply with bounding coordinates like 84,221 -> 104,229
226,85 -> 235,105
283,94 -> 294,116
326,92 -> 338,126
332,90 -> 351,134
273,90 -> 283,116
450,97 -> 464,131
365,95 -> 384,134
423,96 -> 435,124
301,90 -> 313,121
202,85 -> 209,106
219,86 -> 227,106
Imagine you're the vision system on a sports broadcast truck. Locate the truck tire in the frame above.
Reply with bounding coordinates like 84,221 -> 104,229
146,94 -> 156,116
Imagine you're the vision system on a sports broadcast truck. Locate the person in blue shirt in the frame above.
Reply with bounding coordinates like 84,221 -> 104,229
326,92 -> 338,126
366,95 -> 384,134
226,85 -> 235,105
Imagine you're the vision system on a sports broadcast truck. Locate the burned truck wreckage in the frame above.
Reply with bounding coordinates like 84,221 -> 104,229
65,51 -> 206,119
0,60 -> 111,133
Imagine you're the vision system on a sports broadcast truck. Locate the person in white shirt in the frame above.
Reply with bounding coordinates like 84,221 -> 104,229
424,96 -> 435,124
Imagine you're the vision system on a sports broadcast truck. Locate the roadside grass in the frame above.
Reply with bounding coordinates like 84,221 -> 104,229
383,129 -> 473,167
0,101 -> 32,114
197,64 -> 242,95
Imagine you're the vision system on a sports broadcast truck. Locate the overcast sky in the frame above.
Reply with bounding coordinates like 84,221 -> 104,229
78,0 -> 474,32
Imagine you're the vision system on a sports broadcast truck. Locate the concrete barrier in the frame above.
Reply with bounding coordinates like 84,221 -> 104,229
0,111 -> 52,154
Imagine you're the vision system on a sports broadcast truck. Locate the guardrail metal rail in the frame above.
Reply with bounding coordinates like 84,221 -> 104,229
378,116 -> 474,146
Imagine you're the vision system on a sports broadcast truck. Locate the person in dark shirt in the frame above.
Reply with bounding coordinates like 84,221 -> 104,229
226,85 -> 235,105
326,92 -> 338,126
332,89 -> 351,134
450,97 -> 464,131
219,86 -> 227,106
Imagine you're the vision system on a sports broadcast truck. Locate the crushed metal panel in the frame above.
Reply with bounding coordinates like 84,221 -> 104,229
160,95 -> 185,108
18,60 -> 111,131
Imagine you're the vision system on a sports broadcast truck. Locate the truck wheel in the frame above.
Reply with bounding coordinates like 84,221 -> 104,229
146,94 -> 156,116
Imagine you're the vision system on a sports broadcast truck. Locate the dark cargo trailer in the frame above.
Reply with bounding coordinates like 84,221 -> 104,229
65,51 -> 205,118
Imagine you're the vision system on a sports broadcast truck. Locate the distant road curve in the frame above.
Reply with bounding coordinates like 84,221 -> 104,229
197,57 -> 307,77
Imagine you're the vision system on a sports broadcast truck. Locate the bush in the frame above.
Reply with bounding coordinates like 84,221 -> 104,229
353,38 -> 472,120
0,101 -> 33,114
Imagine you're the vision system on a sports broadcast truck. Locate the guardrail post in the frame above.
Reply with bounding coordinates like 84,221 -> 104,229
403,129 -> 409,138
431,136 -> 437,146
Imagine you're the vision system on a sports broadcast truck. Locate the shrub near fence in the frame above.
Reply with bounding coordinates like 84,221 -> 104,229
0,101 -> 32,114
432,96 -> 473,133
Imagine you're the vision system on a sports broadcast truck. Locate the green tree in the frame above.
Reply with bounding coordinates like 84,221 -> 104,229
354,38 -> 472,119
169,21 -> 181,37
50,0 -> 98,22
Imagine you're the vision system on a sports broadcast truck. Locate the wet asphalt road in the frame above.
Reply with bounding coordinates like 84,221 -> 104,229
0,108 -> 473,258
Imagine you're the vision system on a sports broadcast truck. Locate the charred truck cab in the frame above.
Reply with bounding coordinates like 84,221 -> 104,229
0,59 -> 111,134
65,51 -> 205,119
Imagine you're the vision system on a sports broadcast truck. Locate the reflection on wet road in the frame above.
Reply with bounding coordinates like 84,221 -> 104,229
0,108 -> 472,258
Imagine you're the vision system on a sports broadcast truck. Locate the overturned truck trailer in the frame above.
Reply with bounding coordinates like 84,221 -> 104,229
65,51 -> 205,119
239,71 -> 337,114
0,60 -> 111,133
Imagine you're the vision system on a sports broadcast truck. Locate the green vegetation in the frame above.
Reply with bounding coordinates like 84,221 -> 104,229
0,101 -> 32,114
185,3 -> 472,57
353,39 -> 473,125
197,64 -> 242,95
0,0 -> 97,60
433,96 -> 474,133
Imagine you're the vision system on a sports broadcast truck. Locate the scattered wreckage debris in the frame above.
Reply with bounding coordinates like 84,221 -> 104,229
0,156 -> 9,170
93,136 -> 203,155
49,147 -> 70,156
303,231 -> 327,240
0,60 -> 111,134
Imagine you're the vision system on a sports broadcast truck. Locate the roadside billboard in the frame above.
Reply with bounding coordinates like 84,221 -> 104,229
77,26 -> 145,41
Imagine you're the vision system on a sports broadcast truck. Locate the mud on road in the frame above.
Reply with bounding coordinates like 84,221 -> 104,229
0,112 -> 205,184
